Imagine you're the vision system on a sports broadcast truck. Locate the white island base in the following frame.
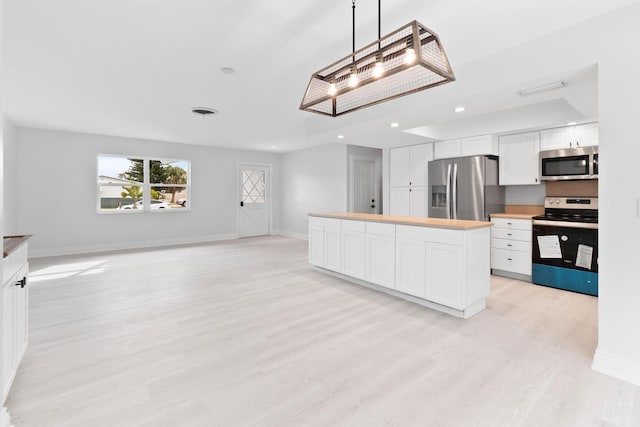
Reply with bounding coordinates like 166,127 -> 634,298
309,213 -> 492,319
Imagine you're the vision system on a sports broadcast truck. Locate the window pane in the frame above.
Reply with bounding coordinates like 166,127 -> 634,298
100,185 -> 145,211
242,170 -> 265,203
151,186 -> 186,209
150,160 -> 189,185
98,156 -> 144,185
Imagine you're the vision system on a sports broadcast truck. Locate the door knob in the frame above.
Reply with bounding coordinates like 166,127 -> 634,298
371,199 -> 375,203
371,205 -> 375,208
240,201 -> 244,207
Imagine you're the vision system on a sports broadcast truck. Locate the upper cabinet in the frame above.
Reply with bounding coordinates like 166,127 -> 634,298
389,143 -> 433,187
498,131 -> 541,186
434,135 -> 499,159
540,122 -> 599,151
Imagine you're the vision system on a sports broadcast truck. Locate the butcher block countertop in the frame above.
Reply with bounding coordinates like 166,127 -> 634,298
490,213 -> 538,220
3,235 -> 32,258
308,212 -> 492,230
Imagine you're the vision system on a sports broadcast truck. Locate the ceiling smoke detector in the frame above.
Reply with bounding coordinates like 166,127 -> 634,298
191,107 -> 218,117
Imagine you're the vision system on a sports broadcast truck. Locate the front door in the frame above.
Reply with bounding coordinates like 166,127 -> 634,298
238,164 -> 270,238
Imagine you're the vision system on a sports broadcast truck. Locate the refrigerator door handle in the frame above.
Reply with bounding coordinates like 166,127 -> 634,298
452,163 -> 458,219
446,164 -> 452,219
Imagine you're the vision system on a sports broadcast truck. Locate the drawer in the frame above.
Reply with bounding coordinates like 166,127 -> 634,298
491,228 -> 531,242
342,219 -> 366,233
491,248 -> 531,275
366,221 -> 395,237
491,218 -> 532,231
491,238 -> 531,253
395,224 -> 463,245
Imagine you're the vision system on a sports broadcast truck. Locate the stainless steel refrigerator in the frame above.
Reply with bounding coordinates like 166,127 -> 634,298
428,155 -> 504,221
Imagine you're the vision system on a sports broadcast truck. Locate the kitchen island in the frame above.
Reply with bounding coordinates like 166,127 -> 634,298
308,213 -> 492,319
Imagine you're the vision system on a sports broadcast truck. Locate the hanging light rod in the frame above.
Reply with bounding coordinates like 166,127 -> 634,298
300,1 -> 455,117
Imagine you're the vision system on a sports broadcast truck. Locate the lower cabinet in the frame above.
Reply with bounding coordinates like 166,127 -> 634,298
490,217 -> 532,279
2,245 -> 29,403
309,216 -> 490,318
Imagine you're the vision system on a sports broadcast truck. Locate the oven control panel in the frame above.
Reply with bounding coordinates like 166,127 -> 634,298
544,197 -> 598,209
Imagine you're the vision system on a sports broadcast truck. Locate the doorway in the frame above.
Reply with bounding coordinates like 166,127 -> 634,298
238,163 -> 271,238
350,155 -> 381,214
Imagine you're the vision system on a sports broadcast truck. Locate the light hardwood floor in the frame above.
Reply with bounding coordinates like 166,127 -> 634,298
6,236 -> 640,426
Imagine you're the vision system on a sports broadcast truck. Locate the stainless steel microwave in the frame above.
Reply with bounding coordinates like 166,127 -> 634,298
539,146 -> 598,181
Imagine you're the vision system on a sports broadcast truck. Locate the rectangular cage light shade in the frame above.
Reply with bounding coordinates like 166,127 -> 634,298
300,20 -> 455,117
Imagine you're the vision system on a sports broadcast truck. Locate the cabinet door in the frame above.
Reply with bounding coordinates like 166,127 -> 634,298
366,234 -> 396,288
499,132 -> 541,185
409,144 -> 432,186
342,231 -> 366,280
434,139 -> 461,159
396,238 -> 427,298
575,123 -> 598,147
540,127 -> 573,150
2,282 -> 15,399
426,242 -> 463,309
390,147 -> 411,187
308,225 -> 325,267
324,227 -> 342,272
460,135 -> 499,156
390,187 -> 410,216
409,187 -> 427,217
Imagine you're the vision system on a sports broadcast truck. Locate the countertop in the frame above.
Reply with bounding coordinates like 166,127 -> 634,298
309,212 -> 492,230
3,235 -> 32,258
490,213 -> 538,220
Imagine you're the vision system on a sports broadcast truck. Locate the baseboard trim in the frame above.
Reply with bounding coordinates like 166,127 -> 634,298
275,230 -> 308,240
0,407 -> 12,427
29,233 -> 239,258
592,348 -> 640,386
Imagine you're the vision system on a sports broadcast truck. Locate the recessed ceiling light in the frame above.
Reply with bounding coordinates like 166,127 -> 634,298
566,121 -> 577,126
453,106 -> 466,113
337,134 -> 345,139
191,107 -> 218,117
220,67 -> 235,74
390,122 -> 399,128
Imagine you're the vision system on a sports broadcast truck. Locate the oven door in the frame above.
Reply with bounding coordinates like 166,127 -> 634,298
532,221 -> 598,295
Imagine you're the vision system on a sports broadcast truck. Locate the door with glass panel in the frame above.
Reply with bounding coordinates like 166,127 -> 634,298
238,164 -> 270,237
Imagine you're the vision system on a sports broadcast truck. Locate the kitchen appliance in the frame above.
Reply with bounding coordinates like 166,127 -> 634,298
428,155 -> 504,221
532,197 -> 598,296
539,146 -> 598,181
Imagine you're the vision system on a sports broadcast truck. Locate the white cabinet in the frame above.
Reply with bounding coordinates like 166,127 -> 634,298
396,237 -> 427,298
342,220 -> 366,280
434,135 -> 499,159
490,217 -> 532,278
2,241 -> 29,402
308,217 -> 341,272
540,123 -> 599,151
365,222 -> 396,289
427,242 -> 463,309
498,131 -> 541,185
389,143 -> 432,216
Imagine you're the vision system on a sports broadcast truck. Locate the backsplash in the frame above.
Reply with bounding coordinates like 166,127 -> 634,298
546,180 -> 598,197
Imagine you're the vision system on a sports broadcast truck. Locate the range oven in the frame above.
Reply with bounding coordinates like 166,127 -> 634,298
531,197 -> 598,296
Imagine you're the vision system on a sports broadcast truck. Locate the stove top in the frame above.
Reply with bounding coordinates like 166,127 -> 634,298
532,213 -> 598,223
534,196 -> 598,226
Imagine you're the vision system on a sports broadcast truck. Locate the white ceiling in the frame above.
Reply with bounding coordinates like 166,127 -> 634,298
3,0 -> 638,152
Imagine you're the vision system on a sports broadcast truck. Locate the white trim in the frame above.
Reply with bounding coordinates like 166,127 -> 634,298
348,154 -> 381,213
592,348 -> 640,386
29,233 -> 239,258
276,229 -> 308,240
236,162 -> 273,237
0,407 -> 11,427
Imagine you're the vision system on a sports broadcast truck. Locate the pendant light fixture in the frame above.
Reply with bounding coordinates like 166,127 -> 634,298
300,0 -> 455,117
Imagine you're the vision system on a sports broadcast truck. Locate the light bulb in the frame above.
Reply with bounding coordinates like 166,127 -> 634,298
373,61 -> 384,78
328,83 -> 337,96
349,72 -> 359,88
405,48 -> 416,65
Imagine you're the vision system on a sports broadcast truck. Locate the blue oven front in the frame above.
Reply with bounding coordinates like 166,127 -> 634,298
531,220 -> 598,296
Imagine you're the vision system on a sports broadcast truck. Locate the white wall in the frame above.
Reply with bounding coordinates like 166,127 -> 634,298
3,118 -> 18,234
13,128 -> 280,257
279,143 -> 347,238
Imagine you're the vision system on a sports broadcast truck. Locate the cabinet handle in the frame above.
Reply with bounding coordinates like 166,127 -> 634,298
507,222 -> 512,225
507,258 -> 512,261
507,244 -> 512,247
14,277 -> 26,288
535,178 -> 538,183
507,233 -> 512,236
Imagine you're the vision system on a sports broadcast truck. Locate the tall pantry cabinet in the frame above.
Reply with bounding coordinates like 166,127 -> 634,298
389,143 -> 433,217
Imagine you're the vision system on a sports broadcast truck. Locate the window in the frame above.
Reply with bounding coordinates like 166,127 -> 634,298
97,155 -> 190,213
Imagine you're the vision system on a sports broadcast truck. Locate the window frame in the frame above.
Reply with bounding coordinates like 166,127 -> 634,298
97,154 -> 191,214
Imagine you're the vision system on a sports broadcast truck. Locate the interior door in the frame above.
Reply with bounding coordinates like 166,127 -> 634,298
238,164 -> 270,238
352,157 -> 380,214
